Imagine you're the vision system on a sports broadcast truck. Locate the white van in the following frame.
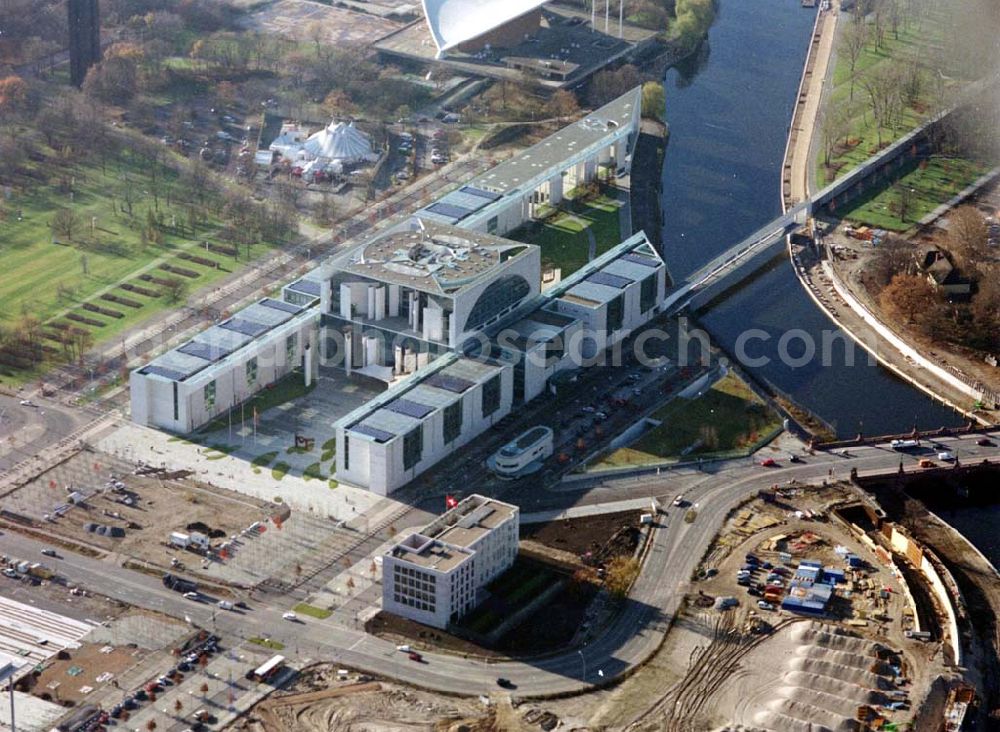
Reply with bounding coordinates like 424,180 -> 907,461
217,600 -> 234,611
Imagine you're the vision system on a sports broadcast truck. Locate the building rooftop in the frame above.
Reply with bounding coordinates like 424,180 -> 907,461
389,532 -> 474,572
137,298 -> 313,382
470,87 -> 639,195
334,216 -> 534,296
343,354 -> 508,441
499,425 -> 552,457
423,494 -> 518,549
421,0 -> 548,54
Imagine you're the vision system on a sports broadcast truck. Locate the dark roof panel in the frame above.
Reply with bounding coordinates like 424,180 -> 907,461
460,186 -> 502,202
622,252 -> 659,268
178,341 -> 232,362
352,424 -> 395,443
259,298 -> 302,314
221,318 -> 270,338
587,271 -> 632,288
386,398 -> 436,419
286,279 -> 322,296
425,373 -> 475,393
139,365 -> 187,381
425,202 -> 473,221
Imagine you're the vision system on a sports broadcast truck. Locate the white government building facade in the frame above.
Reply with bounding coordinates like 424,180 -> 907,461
129,87 -> 667,495
382,494 -> 519,629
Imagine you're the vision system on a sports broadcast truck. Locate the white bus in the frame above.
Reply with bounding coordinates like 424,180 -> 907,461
252,654 -> 285,682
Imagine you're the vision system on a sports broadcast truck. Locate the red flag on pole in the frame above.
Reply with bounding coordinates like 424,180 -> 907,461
445,495 -> 458,510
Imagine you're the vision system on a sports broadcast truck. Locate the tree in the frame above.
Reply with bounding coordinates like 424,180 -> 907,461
945,206 -> 988,273
548,90 -> 579,119
604,556 -> 639,599
145,720 -> 156,731
199,682 -> 209,698
841,21 -> 868,103
820,105 -> 850,167
173,699 -> 183,713
879,273 -> 938,328
52,208 -> 78,241
0,75 -> 29,117
640,82 -> 666,122
861,65 -> 902,147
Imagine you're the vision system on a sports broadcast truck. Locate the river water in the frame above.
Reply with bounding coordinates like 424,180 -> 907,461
657,0 -> 964,437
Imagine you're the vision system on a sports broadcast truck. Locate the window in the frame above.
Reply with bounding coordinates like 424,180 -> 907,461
487,216 -> 498,234
640,273 -> 658,313
607,293 -> 624,332
481,374 -> 501,418
344,435 -> 350,471
286,333 -> 298,365
173,382 -> 179,421
443,401 -> 463,444
246,357 -> 258,388
403,427 -> 423,470
465,275 -> 531,331
204,380 -> 216,411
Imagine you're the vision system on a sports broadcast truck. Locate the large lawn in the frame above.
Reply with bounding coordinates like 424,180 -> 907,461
0,143 -> 275,385
839,157 -> 991,231
507,193 -> 625,275
817,6 -> 950,187
593,372 -> 781,468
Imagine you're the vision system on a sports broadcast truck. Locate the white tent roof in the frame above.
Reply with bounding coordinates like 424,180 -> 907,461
303,121 -> 376,163
422,0 -> 547,55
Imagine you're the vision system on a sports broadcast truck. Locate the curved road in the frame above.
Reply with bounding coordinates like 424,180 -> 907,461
1,432 -> 998,698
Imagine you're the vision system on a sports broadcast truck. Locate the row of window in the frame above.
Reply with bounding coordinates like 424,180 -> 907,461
200,333 -> 299,413
393,593 -> 436,614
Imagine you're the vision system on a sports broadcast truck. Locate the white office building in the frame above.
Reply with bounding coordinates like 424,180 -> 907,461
130,298 -> 319,433
318,216 -> 540,382
335,354 -> 514,495
382,495 -> 519,629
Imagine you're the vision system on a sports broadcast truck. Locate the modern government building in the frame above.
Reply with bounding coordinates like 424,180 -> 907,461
130,86 -> 668,495
381,494 -> 519,629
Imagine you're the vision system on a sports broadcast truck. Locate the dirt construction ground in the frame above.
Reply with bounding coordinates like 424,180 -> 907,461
1,448 -> 280,579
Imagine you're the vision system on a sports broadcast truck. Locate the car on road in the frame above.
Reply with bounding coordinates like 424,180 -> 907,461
183,591 -> 200,601
672,495 -> 685,507
408,651 -> 423,662
757,600 -> 776,611
217,600 -> 234,611
496,677 -> 515,689
976,437 -> 995,447
282,611 -> 298,621
396,645 -> 411,653
41,548 -> 58,558
938,451 -> 956,462
19,399 -> 37,407
788,454 -> 802,463
760,458 -> 779,467
918,459 -> 935,468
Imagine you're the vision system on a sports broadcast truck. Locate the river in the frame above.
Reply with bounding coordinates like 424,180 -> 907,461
657,0 -> 965,437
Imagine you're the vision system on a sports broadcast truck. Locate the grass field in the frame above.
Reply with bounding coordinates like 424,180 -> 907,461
839,157 -> 991,231
817,12 -> 944,187
0,141 -> 276,386
508,193 -> 624,275
594,371 -> 781,468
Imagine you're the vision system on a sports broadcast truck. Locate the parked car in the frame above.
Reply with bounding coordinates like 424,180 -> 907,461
757,600 -> 776,611
282,611 -> 298,621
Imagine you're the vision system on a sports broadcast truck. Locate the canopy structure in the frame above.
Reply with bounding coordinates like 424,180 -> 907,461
422,0 -> 547,56
303,121 -> 378,164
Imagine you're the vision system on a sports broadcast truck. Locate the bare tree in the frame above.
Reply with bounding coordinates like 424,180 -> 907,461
820,105 -> 851,168
51,208 -> 78,241
861,65 -> 902,147
841,21 -> 869,103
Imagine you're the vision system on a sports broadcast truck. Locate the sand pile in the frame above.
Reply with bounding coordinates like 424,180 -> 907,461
739,621 -> 892,731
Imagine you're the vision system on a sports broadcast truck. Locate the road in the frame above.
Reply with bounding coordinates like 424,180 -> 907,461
0,395 -> 91,474
3,431 -> 997,697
